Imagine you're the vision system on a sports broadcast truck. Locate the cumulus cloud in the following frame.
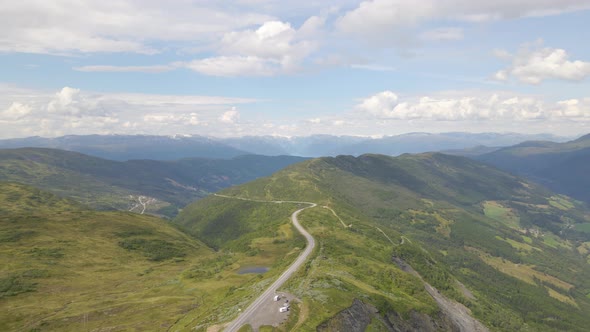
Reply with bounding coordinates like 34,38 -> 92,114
358,91 -> 400,117
357,90 -> 589,121
1,102 -> 32,120
220,108 -> 240,123
493,41 -> 590,84
0,86 -> 257,138
87,18 -> 322,77
188,19 -> 318,76
555,98 -> 590,117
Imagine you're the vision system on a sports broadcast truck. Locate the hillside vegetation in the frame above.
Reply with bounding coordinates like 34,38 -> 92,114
476,133 -> 590,204
178,153 -> 590,331
0,148 -> 305,216
0,182 -> 308,331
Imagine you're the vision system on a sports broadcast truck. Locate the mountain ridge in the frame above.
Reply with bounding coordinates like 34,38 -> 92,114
475,134 -> 590,204
0,132 -> 570,160
176,152 -> 590,331
0,147 -> 306,216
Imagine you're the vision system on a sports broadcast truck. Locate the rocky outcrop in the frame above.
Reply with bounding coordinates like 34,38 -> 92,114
384,310 -> 459,332
316,299 -> 462,332
317,255 -> 489,332
391,256 -> 489,332
316,299 -> 375,332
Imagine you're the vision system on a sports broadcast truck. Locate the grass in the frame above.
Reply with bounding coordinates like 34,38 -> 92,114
548,195 -> 575,210
483,201 -> 520,229
473,248 -> 577,306
542,233 -> 571,249
494,236 -> 540,253
0,182 -> 310,331
574,223 -> 590,233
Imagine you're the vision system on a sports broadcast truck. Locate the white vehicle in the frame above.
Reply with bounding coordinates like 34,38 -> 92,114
273,295 -> 280,301
279,306 -> 289,313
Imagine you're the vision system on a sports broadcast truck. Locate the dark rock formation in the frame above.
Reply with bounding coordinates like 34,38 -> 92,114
316,299 -> 375,332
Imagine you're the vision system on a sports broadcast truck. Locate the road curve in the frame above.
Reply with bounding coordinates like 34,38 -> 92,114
216,194 -> 317,332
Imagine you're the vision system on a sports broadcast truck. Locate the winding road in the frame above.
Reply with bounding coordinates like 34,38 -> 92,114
215,194 -> 317,332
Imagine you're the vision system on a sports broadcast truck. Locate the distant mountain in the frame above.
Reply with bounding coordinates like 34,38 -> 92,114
442,145 -> 502,157
475,133 -> 590,204
0,134 -> 247,160
0,148 -> 306,216
220,132 -> 568,157
177,152 -> 590,331
0,132 -> 568,160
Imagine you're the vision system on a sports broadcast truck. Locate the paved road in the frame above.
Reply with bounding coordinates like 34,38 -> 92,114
217,195 -> 317,332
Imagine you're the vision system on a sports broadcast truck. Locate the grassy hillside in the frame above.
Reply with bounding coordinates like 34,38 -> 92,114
177,153 -> 590,331
0,148 -> 305,216
476,133 -> 590,204
0,182 -> 307,331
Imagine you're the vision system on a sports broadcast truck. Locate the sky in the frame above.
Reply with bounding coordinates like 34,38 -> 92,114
1,0 -> 590,138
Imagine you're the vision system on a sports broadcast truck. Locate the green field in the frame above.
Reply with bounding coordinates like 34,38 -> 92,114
483,201 -> 521,229
0,182 -> 306,331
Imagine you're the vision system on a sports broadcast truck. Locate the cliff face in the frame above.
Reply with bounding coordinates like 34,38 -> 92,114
316,299 -> 462,332
384,310 -> 459,332
316,299 -> 374,332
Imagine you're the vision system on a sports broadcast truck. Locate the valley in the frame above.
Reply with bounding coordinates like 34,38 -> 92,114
3,2 -> 590,330
0,148 -> 305,217
2,144 -> 590,331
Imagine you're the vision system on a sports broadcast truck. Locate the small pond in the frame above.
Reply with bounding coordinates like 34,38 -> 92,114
237,266 -> 269,274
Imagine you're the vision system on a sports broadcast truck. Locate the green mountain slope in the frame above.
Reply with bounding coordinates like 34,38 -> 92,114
0,182 -> 309,331
476,133 -> 590,204
0,148 -> 306,216
177,153 -> 590,331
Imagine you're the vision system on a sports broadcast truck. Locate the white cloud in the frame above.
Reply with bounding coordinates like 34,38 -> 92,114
187,56 -> 277,77
297,16 -> 326,38
1,102 -> 32,120
188,19 -> 318,76
336,0 -> 590,46
555,98 -> 590,117
493,41 -> 590,84
220,108 -> 240,123
73,64 -> 180,73
357,90 -> 589,121
350,64 -> 396,72
420,27 -> 464,41
0,1 -> 273,55
358,91 -> 400,117
0,86 -> 257,138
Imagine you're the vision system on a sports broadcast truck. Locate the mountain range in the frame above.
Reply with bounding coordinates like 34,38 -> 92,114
0,148 -> 305,216
2,135 -> 590,331
475,134 -> 590,205
0,132 -> 567,160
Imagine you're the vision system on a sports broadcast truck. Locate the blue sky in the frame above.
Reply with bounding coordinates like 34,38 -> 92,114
1,0 -> 590,138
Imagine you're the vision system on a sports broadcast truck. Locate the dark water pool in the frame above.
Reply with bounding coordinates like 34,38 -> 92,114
237,266 -> 269,274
